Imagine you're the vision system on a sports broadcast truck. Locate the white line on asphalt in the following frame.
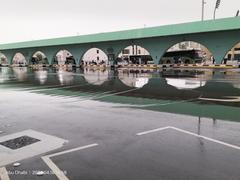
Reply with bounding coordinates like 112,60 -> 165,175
89,88 -> 140,100
137,126 -> 240,150
0,167 -> 10,180
46,143 -> 99,158
42,143 -> 98,180
136,126 -> 171,136
42,156 -> 69,180
169,126 -> 240,150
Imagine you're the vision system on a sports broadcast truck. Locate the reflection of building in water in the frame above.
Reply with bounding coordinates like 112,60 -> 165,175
83,68 -> 110,85
222,70 -> 240,89
57,70 -> 74,85
34,70 -> 48,85
164,69 -> 213,90
12,67 -> 27,81
0,67 -> 11,83
0,54 -> 8,65
166,78 -> 206,90
118,70 -> 151,88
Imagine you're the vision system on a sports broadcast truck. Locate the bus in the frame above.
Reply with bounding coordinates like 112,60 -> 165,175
160,49 -> 206,64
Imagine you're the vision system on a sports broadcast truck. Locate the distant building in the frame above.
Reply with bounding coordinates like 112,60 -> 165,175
118,45 -> 150,61
82,48 -> 108,64
225,43 -> 240,61
56,50 -> 72,65
168,41 -> 212,62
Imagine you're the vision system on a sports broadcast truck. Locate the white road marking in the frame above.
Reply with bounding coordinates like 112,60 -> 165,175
137,126 -> 171,136
42,143 -> 98,180
89,88 -> 140,101
124,98 -> 198,108
30,78 -> 113,92
46,143 -> 99,158
199,96 -> 240,102
67,88 -> 140,103
42,156 -> 69,180
137,126 -> 240,150
0,167 -> 10,180
169,126 -> 240,150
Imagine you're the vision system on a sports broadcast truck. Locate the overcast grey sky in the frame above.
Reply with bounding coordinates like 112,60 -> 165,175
0,0 -> 239,43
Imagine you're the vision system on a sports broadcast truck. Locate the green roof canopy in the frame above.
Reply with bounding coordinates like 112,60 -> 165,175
0,17 -> 240,50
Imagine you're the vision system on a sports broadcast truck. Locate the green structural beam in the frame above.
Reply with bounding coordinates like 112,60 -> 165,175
0,17 -> 240,50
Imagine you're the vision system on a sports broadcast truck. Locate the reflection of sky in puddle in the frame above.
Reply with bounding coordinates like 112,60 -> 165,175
1,67 -> 240,122
83,69 -> 109,85
57,70 -> 74,85
166,78 -> 206,90
0,68 -> 11,83
35,70 -> 48,84
118,72 -> 150,88
12,67 -> 28,82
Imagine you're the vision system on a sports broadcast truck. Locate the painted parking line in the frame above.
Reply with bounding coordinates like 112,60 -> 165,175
30,78 -> 113,92
169,126 -> 240,150
0,167 -> 10,180
67,88 -> 140,103
42,143 -> 98,180
87,88 -> 140,101
137,126 -> 240,150
136,126 -> 171,136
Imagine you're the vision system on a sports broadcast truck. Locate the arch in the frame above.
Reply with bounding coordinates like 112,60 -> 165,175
222,42 -> 240,65
31,51 -> 49,65
53,49 -> 76,66
81,48 -> 108,66
0,53 -> 8,66
159,41 -> 214,65
117,45 -> 153,66
12,53 -> 27,66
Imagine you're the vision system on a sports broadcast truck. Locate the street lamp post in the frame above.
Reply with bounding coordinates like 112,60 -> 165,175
236,10 -> 239,17
214,0 -> 221,20
202,0 -> 206,21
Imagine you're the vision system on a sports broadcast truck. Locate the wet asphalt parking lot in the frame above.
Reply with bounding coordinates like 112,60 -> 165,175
0,67 -> 240,180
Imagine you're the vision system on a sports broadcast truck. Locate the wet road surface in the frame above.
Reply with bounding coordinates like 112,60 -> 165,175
0,67 -> 240,180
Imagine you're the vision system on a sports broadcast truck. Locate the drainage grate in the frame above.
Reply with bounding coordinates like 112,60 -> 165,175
0,136 -> 40,150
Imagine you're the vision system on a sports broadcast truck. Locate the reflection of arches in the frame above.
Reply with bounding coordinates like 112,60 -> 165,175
34,70 -> 48,85
166,78 -> 206,90
83,68 -> 109,85
0,53 -> 8,65
81,48 -> 108,66
57,70 -> 74,85
53,50 -> 76,66
222,42 -> 240,65
12,67 -> 28,81
160,41 -> 213,65
117,45 -> 153,65
12,53 -> 27,66
31,51 -> 48,65
118,70 -> 150,88
0,67 -> 11,82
